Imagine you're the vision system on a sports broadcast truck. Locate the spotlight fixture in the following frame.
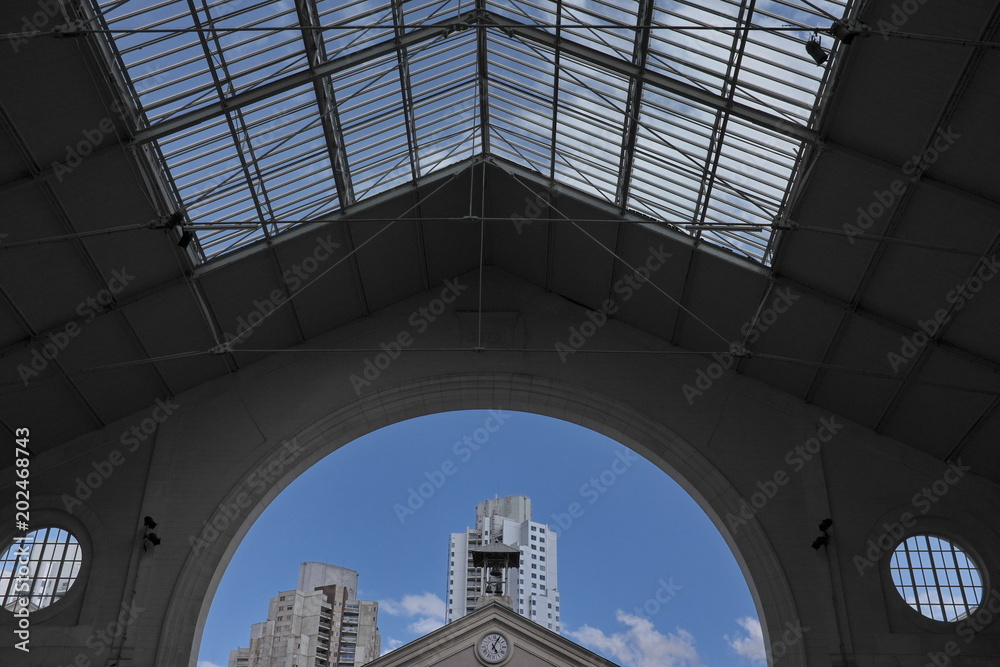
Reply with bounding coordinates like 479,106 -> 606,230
177,231 -> 194,249
805,37 -> 829,65
164,212 -> 184,229
818,518 -> 833,531
829,20 -> 860,44
143,533 -> 161,547
812,534 -> 829,550
52,20 -> 85,38
443,21 -> 470,37
143,516 -> 157,530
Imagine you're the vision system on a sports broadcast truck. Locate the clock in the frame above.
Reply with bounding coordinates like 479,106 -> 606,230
476,631 -> 510,664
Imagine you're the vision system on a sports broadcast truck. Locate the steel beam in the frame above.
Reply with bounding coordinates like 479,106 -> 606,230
295,0 -> 356,208
475,0 -> 491,154
614,0 -> 655,212
390,0 -> 422,182
481,10 -> 817,145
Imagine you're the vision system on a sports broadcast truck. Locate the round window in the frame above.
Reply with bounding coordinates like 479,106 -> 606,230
1,528 -> 83,612
890,534 -> 983,622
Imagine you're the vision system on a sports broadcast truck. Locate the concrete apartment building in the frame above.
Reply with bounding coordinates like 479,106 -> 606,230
228,563 -> 380,667
447,496 -> 560,632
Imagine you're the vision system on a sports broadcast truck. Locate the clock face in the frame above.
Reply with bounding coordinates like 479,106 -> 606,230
477,632 -> 510,664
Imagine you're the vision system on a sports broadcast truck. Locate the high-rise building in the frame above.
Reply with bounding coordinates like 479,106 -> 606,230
446,496 -> 560,632
228,563 -> 381,667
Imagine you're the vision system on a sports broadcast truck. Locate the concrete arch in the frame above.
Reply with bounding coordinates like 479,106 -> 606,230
161,373 -> 802,667
13,273 -> 995,667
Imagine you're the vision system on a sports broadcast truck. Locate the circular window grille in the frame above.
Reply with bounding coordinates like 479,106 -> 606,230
1,528 -> 83,612
890,535 -> 983,622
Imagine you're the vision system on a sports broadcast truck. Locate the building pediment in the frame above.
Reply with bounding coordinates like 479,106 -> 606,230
368,602 -> 620,667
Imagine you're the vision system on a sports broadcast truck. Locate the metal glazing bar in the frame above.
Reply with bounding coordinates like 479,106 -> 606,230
295,0 -> 355,208
390,0 -> 422,181
615,0 -> 655,212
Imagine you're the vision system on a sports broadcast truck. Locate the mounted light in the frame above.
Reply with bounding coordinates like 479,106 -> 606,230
829,20 -> 861,44
143,516 -> 157,530
805,38 -> 828,65
164,212 -> 184,229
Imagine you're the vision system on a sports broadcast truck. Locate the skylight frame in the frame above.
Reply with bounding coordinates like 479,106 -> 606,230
85,0 -> 853,263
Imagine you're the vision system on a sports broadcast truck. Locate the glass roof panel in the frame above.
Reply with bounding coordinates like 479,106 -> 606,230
95,0 -> 216,122
551,51 -> 630,205
335,52 -> 411,199
629,89 -> 714,223
485,31 -> 556,174
647,1 -> 741,95
408,31 -> 480,175
558,0 -> 639,61
319,0 -> 396,59
404,0 -> 464,25
203,3 -> 305,98
486,0 -> 559,25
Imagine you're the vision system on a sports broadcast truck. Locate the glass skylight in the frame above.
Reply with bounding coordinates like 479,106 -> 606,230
86,0 -> 851,262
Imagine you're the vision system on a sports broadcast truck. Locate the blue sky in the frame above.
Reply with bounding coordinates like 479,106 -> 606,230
197,410 -> 766,667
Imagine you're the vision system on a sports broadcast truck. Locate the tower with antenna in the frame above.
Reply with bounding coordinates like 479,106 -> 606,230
445,496 -> 560,631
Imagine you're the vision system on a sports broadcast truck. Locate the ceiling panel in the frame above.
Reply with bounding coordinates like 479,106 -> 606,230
197,252 -> 303,364
956,407 -> 1000,484
122,282 -> 227,393
547,202 -> 620,311
881,346 -> 1000,460
607,224 -> 690,342
55,314 -> 165,422
349,204 -> 427,314
810,316 -> 907,428
776,149 -> 899,301
267,225 -> 366,341
928,47 -> 1000,201
0,350 -> 99,451
740,292 -> 845,400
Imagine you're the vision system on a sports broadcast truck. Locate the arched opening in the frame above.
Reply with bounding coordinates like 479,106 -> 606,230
158,374 -> 802,667
196,410 -> 762,666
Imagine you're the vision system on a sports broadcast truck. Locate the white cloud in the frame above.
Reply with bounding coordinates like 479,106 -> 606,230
199,661 -> 227,667
381,637 -> 404,655
566,610 -> 702,667
724,617 -> 766,663
407,614 -> 446,634
379,592 -> 446,635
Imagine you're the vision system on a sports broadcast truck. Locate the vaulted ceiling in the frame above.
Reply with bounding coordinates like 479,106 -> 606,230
1,0 -> 998,481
